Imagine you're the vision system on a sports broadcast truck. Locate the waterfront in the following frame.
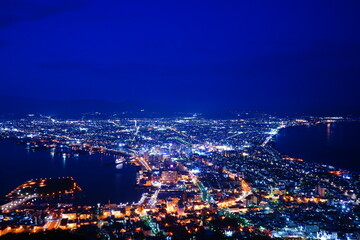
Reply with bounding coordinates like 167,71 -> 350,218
0,140 -> 141,205
0,116 -> 359,238
276,121 -> 360,172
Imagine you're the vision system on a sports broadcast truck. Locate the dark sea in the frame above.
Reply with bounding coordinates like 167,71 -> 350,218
275,121 -> 360,172
0,140 -> 141,205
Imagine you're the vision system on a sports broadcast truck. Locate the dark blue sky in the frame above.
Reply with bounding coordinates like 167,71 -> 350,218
1,0 -> 360,114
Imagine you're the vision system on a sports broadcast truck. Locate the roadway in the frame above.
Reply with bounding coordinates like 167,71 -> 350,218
1,194 -> 38,211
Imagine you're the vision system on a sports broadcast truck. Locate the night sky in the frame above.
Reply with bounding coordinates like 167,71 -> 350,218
1,0 -> 360,114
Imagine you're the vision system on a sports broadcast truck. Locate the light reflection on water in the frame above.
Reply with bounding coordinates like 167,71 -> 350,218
0,140 -> 141,204
276,122 -> 360,172
326,123 -> 331,143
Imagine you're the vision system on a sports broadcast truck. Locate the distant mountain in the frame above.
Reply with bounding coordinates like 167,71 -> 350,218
0,96 -> 143,116
0,95 -> 359,118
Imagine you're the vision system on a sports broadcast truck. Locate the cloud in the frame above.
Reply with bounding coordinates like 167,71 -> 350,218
0,0 -> 89,27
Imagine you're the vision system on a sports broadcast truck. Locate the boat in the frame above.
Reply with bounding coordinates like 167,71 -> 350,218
115,157 -> 125,164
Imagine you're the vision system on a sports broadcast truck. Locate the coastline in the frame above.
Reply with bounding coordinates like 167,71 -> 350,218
272,121 -> 360,173
0,140 -> 142,205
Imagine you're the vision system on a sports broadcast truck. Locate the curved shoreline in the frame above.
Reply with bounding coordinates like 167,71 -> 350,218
273,121 -> 360,173
0,140 -> 142,205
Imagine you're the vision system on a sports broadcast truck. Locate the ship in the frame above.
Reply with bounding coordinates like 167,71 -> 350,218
115,156 -> 126,164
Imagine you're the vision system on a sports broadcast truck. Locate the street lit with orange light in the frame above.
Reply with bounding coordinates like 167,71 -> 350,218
0,115 -> 359,239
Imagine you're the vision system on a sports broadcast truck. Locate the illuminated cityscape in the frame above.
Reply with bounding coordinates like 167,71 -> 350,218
1,0 -> 360,239
0,114 -> 359,239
